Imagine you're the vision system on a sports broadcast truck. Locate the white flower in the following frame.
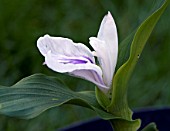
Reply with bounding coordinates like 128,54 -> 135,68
37,12 -> 118,93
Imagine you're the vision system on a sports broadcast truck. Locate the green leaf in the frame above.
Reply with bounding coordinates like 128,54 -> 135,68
0,74 -> 74,119
95,87 -> 111,110
110,119 -> 141,131
107,0 -> 169,129
141,122 -> 158,131
0,74 -> 117,120
109,0 -> 169,116
116,31 -> 136,71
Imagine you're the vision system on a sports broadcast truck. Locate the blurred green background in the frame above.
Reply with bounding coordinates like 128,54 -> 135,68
0,0 -> 169,130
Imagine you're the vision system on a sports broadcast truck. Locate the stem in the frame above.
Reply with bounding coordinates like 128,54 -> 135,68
109,119 -> 141,131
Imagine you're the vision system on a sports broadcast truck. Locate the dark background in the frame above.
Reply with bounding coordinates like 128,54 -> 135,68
0,0 -> 169,130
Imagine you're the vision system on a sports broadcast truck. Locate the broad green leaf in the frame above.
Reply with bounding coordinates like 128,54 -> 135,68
0,74 -> 117,120
107,0 -> 169,127
0,74 -> 76,119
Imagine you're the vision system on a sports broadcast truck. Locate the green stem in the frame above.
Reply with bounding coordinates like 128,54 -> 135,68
109,119 -> 141,131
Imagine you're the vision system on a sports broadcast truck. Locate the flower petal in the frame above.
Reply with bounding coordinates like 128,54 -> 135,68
89,12 -> 118,87
70,70 -> 109,92
45,51 -> 101,73
37,35 -> 108,91
89,37 -> 112,87
37,34 -> 95,63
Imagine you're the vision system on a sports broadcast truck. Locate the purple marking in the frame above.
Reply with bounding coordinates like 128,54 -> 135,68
61,59 -> 88,64
82,56 -> 94,63
59,56 -> 94,65
93,71 -> 105,85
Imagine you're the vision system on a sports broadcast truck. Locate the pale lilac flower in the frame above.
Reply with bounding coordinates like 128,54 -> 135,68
37,12 -> 118,93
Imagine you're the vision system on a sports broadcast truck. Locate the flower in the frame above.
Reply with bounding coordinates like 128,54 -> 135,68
37,11 -> 118,93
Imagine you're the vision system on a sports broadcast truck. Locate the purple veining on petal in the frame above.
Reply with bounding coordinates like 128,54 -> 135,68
70,69 -> 106,91
92,71 -> 105,85
58,55 -> 94,65
59,58 -> 88,64
82,56 -> 94,63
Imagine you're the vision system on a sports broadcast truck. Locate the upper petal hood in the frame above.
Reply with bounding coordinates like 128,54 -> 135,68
89,12 -> 118,87
37,35 -> 94,60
